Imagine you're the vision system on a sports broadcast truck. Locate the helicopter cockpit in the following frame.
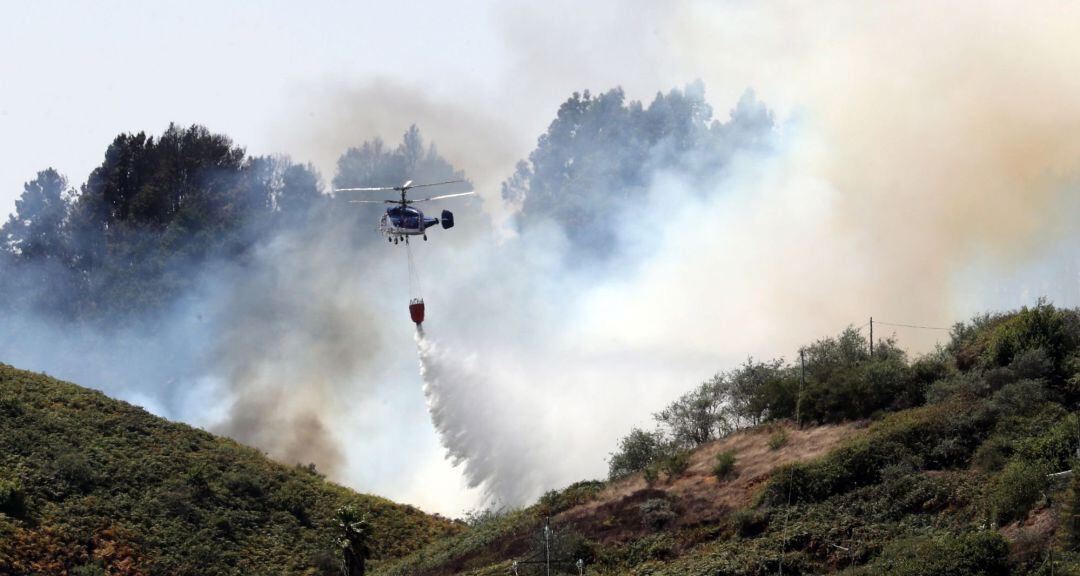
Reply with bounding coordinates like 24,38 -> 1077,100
386,206 -> 422,229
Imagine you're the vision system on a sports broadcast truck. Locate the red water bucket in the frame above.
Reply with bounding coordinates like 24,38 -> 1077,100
409,299 -> 425,324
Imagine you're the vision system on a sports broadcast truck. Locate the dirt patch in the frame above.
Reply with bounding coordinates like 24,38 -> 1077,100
557,422 -> 859,543
1001,506 -> 1058,566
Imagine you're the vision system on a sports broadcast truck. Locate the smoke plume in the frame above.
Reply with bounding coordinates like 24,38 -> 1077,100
207,223 -> 384,476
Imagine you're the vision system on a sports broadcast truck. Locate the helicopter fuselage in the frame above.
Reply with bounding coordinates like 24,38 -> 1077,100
379,205 -> 441,238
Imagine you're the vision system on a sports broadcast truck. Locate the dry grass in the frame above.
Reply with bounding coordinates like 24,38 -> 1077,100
557,422 -> 859,542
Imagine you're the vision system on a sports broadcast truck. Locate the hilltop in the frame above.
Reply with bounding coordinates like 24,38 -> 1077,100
0,364 -> 461,575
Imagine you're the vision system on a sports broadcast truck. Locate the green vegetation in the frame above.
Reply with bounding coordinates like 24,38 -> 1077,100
857,531 -> 1012,575
334,504 -> 372,576
1063,466 -> 1080,551
606,329 -> 934,481
536,481 -> 605,517
768,428 -> 789,450
7,304 -> 1079,575
713,450 -> 737,481
639,498 -> 677,531
377,303 -> 1080,575
661,450 -> 691,479
607,427 -> 665,480
0,123 -> 472,325
0,365 -> 460,575
503,82 -> 773,260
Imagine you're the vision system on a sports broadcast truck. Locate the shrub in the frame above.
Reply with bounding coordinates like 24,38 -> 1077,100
729,508 -> 768,537
989,379 -> 1047,417
223,470 -> 266,498
642,465 -> 659,487
990,459 -> 1050,525
930,437 -> 969,467
537,480 -> 604,516
983,301 -> 1078,376
608,428 -> 666,479
768,429 -> 789,450
662,450 -> 691,479
52,451 -> 97,493
1015,415 -> 1078,472
462,506 -> 507,528
972,436 -> 1012,472
0,478 -> 26,518
926,371 -> 991,404
70,564 -> 106,576
713,450 -> 737,481
1010,348 -> 1054,380
1062,461 -> 1080,551
868,530 -> 1010,576
272,479 -> 315,525
762,401 -> 994,505
639,498 -> 677,530
626,533 -> 675,562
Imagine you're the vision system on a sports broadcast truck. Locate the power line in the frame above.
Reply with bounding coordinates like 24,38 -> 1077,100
874,321 -> 951,331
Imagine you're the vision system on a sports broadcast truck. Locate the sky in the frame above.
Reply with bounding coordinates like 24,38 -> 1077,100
4,1 -> 1080,517
0,1 -> 496,212
0,0 -> 688,218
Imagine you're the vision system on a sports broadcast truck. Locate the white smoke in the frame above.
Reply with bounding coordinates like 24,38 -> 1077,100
8,0 -> 1080,518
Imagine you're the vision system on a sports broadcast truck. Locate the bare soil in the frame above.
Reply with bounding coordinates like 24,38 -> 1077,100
557,422 -> 859,543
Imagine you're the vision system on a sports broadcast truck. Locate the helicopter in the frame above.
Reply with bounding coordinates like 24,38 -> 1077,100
334,179 -> 474,244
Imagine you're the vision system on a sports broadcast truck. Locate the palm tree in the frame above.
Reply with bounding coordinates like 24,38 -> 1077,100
334,504 -> 371,576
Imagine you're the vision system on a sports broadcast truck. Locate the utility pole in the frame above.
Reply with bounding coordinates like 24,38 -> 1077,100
512,518 -> 581,575
545,518 -> 551,576
869,317 -> 874,357
797,349 -> 805,429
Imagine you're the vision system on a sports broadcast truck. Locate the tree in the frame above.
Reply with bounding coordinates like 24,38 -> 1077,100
654,376 -> 731,449
277,163 -> 323,217
331,126 -> 476,244
505,83 -> 775,260
727,358 -> 792,427
2,168 -> 71,260
607,428 -> 665,479
334,504 -> 371,576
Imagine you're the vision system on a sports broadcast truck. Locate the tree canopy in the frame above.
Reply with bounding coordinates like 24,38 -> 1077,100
0,123 -> 472,323
503,82 -> 774,259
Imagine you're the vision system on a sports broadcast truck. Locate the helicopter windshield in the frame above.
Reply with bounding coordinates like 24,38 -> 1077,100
387,207 -> 421,229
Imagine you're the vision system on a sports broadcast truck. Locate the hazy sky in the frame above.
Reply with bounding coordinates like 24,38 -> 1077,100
0,0 -> 500,214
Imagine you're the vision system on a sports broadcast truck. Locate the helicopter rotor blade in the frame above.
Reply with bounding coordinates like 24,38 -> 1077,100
335,186 -> 397,192
348,199 -> 398,204
408,191 -> 476,203
404,179 -> 466,190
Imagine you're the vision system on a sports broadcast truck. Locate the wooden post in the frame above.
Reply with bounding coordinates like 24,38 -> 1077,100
869,317 -> 873,357
797,350 -> 805,429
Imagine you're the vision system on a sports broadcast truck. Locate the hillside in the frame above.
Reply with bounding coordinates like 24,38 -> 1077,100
0,364 -> 461,576
376,304 -> 1080,575
5,305 -> 1080,575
